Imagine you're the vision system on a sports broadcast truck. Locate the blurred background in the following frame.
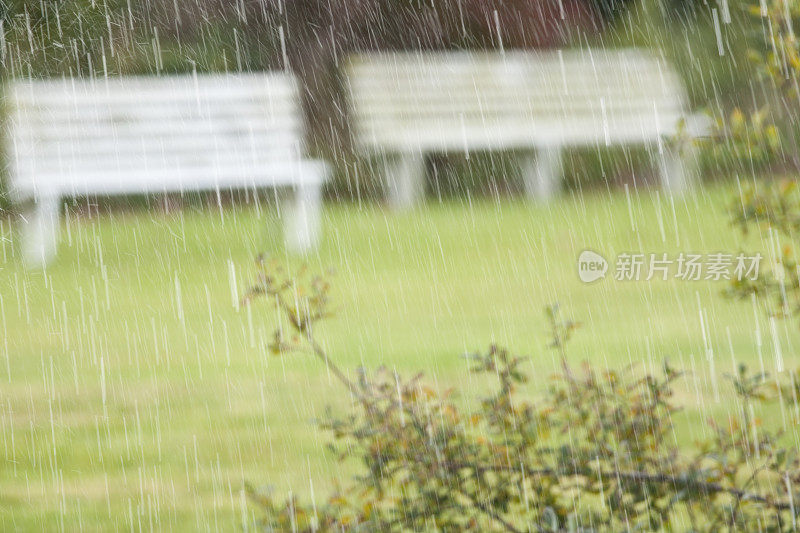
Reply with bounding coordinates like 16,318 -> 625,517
0,0 -> 781,207
3,2 -> 797,530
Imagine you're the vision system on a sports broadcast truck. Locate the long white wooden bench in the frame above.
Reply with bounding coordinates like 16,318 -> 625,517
7,72 -> 328,266
346,49 -> 704,208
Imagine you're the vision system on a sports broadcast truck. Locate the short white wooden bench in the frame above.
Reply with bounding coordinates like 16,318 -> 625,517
346,49 -> 704,208
7,72 -> 329,265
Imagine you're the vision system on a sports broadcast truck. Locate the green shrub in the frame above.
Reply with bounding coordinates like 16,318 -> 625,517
242,259 -> 800,532
702,0 -> 800,176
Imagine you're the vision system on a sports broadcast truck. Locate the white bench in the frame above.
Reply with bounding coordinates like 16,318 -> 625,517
346,49 -> 704,208
7,72 -> 329,266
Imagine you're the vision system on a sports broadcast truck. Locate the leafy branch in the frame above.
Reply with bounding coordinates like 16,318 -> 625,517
243,259 -> 800,532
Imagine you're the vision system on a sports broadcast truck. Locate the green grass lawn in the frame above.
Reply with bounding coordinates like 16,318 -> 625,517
1,181 -> 796,531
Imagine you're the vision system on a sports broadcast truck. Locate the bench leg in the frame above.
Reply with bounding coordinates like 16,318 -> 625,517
658,141 -> 696,194
22,195 -> 59,267
521,148 -> 563,200
284,183 -> 322,253
382,153 -> 425,209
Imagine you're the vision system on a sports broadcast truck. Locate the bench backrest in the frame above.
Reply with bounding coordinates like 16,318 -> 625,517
347,49 -> 688,152
7,72 -> 305,200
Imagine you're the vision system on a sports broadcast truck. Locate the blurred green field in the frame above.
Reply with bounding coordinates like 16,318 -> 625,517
1,181 -> 796,531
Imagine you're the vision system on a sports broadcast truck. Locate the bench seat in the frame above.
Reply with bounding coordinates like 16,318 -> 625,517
347,49 -> 706,207
7,72 -> 328,265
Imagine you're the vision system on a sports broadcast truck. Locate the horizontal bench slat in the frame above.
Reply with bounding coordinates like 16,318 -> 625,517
11,74 -> 294,97
12,150 -> 300,170
352,102 -> 684,117
12,104 -> 298,122
354,123 -> 681,150
11,161 -> 327,198
11,94 -> 296,110
12,119 -> 301,140
13,155 -> 312,176
13,143 -> 299,163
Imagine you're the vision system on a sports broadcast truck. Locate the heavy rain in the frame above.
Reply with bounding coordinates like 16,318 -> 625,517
1,0 -> 800,531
